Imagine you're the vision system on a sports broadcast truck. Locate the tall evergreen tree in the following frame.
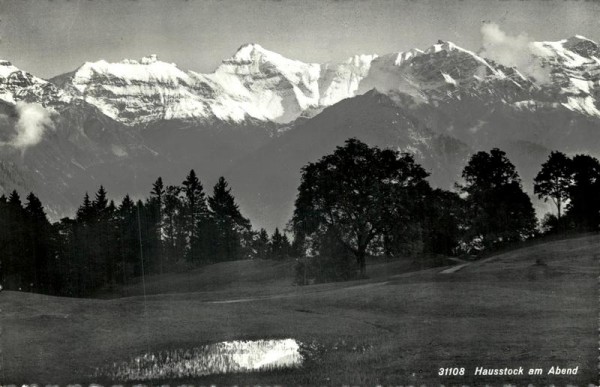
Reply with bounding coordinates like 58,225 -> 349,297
135,199 -> 153,277
270,227 -> 291,260
182,170 -> 210,263
73,192 -> 96,295
93,186 -> 115,288
252,228 -> 271,259
94,185 -> 109,215
76,192 -> 94,222
208,177 -> 251,261
24,193 -> 52,292
148,177 -> 165,273
53,217 -> 78,296
5,191 -> 28,290
163,185 -> 187,263
0,195 -> 8,289
118,194 -> 138,282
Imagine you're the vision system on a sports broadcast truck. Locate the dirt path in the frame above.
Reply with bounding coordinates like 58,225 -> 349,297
439,262 -> 470,274
439,254 -> 502,274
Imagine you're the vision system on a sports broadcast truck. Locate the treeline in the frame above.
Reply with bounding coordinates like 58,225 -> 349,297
534,151 -> 600,232
0,171 -> 291,297
2,140 -> 599,294
291,139 -> 600,282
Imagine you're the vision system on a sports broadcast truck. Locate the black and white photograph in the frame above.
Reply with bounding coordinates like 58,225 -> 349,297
0,0 -> 598,384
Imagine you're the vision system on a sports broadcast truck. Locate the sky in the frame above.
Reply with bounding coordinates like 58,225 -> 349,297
0,0 -> 599,79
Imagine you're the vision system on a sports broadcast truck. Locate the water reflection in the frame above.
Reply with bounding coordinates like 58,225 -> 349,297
95,338 -> 303,381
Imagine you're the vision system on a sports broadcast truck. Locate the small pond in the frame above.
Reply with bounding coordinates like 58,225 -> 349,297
94,338 -> 303,381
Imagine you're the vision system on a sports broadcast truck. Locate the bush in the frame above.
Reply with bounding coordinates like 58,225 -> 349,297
540,213 -> 575,234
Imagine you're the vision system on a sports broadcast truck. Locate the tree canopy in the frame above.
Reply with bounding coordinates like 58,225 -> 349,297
461,148 -> 537,248
292,138 -> 430,277
3,140 -> 599,293
534,151 -> 572,220
567,154 -> 600,230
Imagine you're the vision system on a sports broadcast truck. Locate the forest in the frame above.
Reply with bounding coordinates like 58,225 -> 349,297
0,172 -> 291,296
1,139 -> 599,296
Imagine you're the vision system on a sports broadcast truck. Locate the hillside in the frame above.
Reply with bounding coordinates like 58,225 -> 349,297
1,234 -> 597,385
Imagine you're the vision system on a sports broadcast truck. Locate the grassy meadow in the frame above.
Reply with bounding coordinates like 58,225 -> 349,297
0,234 -> 598,385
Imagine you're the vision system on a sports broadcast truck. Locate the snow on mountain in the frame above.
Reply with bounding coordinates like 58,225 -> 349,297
51,45 -> 376,126
52,55 -> 212,125
1,35 -> 600,228
43,36 -> 600,126
528,36 -> 600,117
0,60 -> 71,109
315,54 -> 377,106
355,36 -> 600,120
0,35 -> 597,129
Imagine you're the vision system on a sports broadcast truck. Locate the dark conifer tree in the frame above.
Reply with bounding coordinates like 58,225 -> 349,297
253,228 -> 271,259
208,177 -> 251,261
53,217 -> 78,296
0,195 -> 8,288
148,177 -> 165,273
117,194 -> 138,282
73,192 -> 95,295
163,185 -> 186,264
24,192 -> 52,292
94,186 -> 108,212
91,186 -> 113,288
135,199 -> 153,277
5,191 -> 28,290
270,228 -> 291,260
182,170 -> 210,263
76,192 -> 94,222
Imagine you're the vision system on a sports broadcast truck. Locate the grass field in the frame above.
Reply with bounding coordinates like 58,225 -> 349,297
1,234 -> 598,385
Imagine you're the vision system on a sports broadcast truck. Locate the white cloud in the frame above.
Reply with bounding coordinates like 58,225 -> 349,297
480,22 -> 552,85
9,102 -> 55,149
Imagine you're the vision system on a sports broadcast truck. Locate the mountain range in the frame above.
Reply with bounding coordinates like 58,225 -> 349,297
0,35 -> 599,230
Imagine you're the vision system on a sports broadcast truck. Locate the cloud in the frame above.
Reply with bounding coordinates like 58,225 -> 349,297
9,102 -> 55,149
480,22 -> 551,85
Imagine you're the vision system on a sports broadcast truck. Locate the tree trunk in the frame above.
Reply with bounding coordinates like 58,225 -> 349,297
356,250 -> 367,278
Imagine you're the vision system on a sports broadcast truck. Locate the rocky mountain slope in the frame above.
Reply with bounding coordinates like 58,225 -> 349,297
0,36 -> 598,229
44,36 -> 600,128
225,90 -> 474,230
49,47 -> 376,126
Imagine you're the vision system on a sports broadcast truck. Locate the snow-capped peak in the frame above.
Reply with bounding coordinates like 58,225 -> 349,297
141,54 -> 159,65
571,35 -> 597,44
421,40 -> 498,73
424,40 -> 462,54
393,48 -> 424,66
118,54 -> 160,65
15,36 -> 596,126
72,56 -> 187,88
345,54 -> 379,67
0,60 -> 22,78
228,43 -> 273,62
219,43 -> 317,75
0,59 -> 70,107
